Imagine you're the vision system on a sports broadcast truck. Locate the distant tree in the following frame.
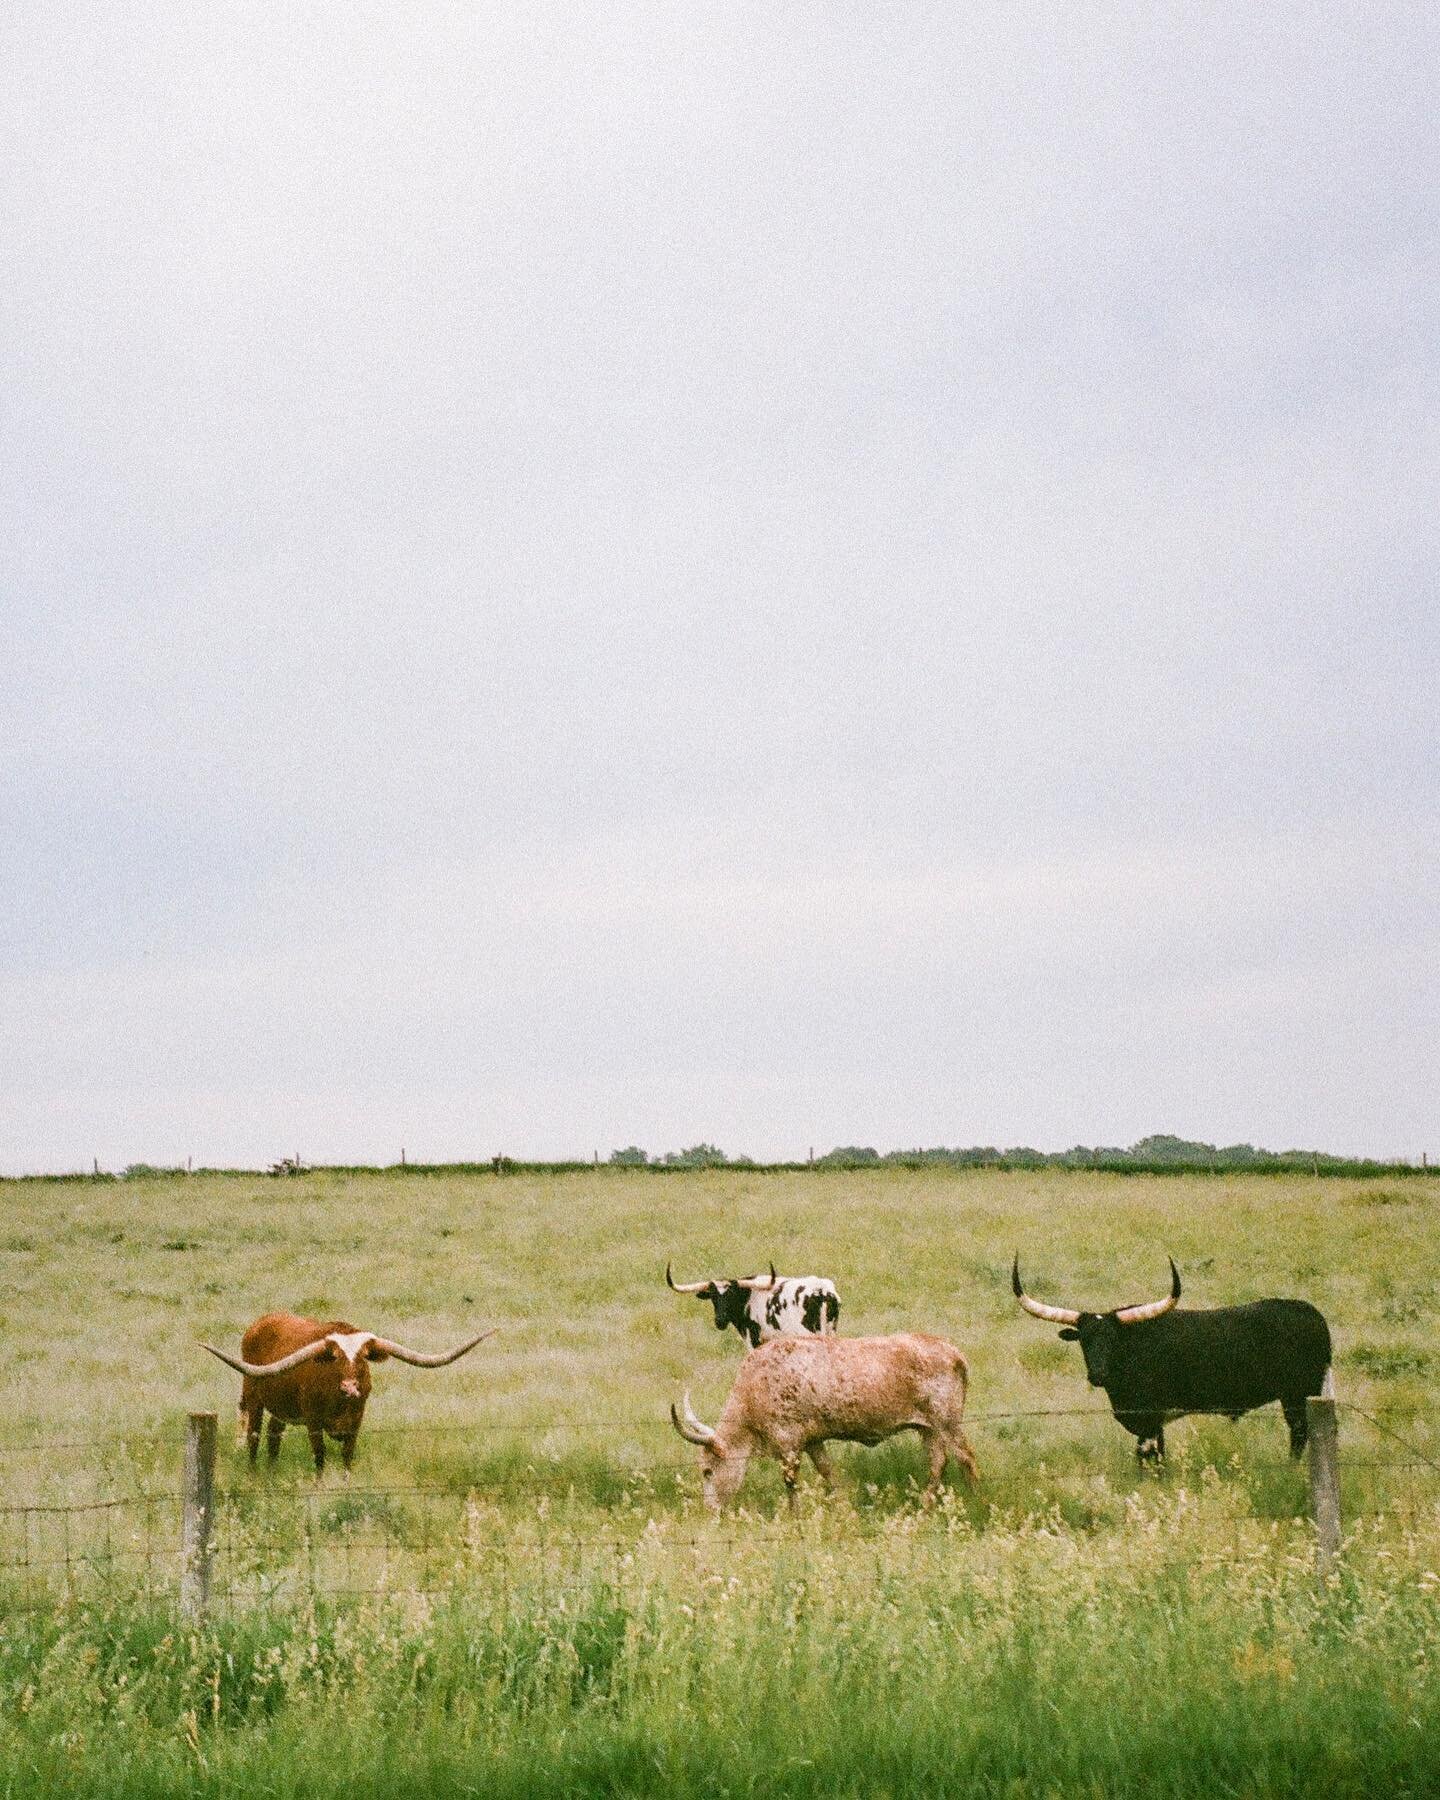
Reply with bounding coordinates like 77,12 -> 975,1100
873,1146 -> 1004,1168
1130,1135 -> 1218,1163
661,1143 -> 729,1169
609,1146 -> 649,1166
816,1146 -> 879,1167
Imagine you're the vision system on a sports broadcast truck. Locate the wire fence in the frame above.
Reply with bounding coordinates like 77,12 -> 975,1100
2,1401 -> 1436,1619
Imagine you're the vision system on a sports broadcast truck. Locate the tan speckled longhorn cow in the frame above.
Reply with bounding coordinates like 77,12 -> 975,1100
669,1331 -> 979,1510
201,1312 -> 498,1475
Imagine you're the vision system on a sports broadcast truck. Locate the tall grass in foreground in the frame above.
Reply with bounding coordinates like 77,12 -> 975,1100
4,1485 -> 1440,1798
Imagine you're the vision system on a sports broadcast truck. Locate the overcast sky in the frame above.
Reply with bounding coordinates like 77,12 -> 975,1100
3,5 -> 1436,1172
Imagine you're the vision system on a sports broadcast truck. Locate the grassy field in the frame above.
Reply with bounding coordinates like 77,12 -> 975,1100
2,1167 -> 1439,1795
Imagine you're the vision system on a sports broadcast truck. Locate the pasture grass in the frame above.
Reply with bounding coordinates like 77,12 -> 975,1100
4,1495 -> 1440,1797
2,1166 -> 1439,1794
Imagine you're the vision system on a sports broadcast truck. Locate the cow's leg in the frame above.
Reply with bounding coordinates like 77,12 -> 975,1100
306,1424 -> 326,1477
780,1454 -> 802,1511
945,1428 -> 980,1489
243,1402 -> 264,1466
1136,1420 -> 1165,1464
1281,1398 -> 1309,1459
338,1430 -> 360,1475
806,1444 -> 837,1490
265,1414 -> 285,1465
921,1429 -> 948,1503
1117,1411 -> 1165,1462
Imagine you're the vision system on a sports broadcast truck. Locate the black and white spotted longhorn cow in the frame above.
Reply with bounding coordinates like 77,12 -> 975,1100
665,1261 -> 840,1348
1012,1254 -> 1333,1461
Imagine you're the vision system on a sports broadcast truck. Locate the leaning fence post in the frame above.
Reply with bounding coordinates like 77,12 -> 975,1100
180,1410 -> 218,1624
1306,1397 -> 1341,1581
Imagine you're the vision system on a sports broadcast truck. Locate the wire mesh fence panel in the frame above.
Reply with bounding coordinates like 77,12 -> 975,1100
1331,1404 -> 1440,1522
213,1485 -> 483,1609
0,1493 -> 182,1614
3,1402 -> 1438,1619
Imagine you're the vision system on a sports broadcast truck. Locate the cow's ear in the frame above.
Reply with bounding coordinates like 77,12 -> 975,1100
364,1344 -> 390,1362
1058,1327 -> 1080,1341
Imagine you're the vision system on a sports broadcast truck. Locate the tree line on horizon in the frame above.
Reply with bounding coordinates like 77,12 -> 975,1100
608,1134 -> 1425,1173
9,1133 -> 1425,1182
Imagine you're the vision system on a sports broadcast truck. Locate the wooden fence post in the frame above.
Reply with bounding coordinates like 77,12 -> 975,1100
180,1411 -> 217,1624
1306,1397 -> 1341,1581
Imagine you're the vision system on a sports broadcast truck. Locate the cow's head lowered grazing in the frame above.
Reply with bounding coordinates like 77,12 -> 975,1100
202,1312 -> 498,1476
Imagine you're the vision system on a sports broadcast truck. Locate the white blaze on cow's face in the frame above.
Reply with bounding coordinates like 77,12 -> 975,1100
324,1331 -> 376,1399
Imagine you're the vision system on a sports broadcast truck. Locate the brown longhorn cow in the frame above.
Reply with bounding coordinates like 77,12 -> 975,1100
201,1312 -> 498,1475
669,1331 -> 979,1510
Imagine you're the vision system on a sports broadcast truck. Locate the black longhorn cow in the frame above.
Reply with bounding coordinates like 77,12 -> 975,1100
1012,1255 -> 1333,1461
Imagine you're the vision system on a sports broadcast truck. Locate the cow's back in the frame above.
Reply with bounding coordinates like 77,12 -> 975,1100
750,1278 -> 841,1343
242,1313 -> 348,1364
1117,1299 -> 1330,1409
734,1332 -> 966,1441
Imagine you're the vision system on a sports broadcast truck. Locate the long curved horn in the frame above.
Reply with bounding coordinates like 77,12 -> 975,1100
669,1391 -> 723,1451
366,1327 -> 500,1367
1011,1254 -> 1081,1325
734,1261 -> 778,1291
200,1338 -> 331,1378
1114,1258 -> 1182,1324
666,1261 -> 711,1294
